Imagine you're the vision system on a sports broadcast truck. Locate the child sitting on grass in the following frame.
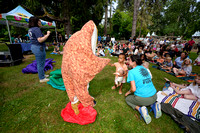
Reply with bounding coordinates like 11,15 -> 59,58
109,53 -> 128,94
142,61 -> 152,79
160,57 -> 173,71
108,45 -> 114,56
173,58 -> 192,76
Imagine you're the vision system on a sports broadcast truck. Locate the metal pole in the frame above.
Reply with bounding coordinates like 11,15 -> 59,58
54,21 -> 58,43
6,19 -> 12,44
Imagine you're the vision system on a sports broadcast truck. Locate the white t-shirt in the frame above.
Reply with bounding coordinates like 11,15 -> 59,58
139,38 -> 144,41
176,44 -> 184,51
65,35 -> 68,39
160,40 -> 164,45
195,55 -> 200,62
144,38 -> 148,45
185,83 -> 200,102
111,37 -> 115,42
99,49 -> 105,56
134,49 -> 138,55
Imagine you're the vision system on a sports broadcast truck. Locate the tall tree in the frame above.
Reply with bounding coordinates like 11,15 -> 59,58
104,0 -> 109,35
131,0 -> 141,38
109,0 -> 112,32
118,0 -> 142,38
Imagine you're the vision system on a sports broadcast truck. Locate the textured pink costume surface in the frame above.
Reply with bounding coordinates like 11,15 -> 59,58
61,20 -> 110,107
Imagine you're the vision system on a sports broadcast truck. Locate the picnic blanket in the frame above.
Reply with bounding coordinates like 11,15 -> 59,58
152,65 -> 197,82
157,86 -> 200,121
22,58 -> 56,73
47,69 -> 65,91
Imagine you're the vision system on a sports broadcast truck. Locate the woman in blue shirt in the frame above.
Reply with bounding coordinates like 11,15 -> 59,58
125,55 -> 162,124
28,16 -> 51,83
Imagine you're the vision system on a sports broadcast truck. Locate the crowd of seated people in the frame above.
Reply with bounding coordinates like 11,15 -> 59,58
96,35 -> 198,77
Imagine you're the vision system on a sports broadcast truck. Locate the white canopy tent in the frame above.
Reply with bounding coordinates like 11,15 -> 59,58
0,5 -> 57,44
151,32 -> 157,36
146,32 -> 150,37
192,31 -> 200,37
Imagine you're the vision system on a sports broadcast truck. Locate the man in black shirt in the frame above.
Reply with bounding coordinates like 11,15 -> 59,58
123,43 -> 129,56
106,34 -> 111,46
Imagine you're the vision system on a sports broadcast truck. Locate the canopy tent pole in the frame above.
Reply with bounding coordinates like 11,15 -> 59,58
54,21 -> 58,43
6,18 -> 12,44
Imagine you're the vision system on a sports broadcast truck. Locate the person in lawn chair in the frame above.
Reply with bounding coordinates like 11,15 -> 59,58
61,20 -> 110,116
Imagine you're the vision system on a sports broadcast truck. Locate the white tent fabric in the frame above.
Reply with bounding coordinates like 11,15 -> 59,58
146,32 -> 150,37
192,31 -> 200,37
151,32 -> 157,36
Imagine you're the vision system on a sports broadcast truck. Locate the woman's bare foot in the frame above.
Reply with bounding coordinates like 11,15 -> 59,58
170,82 -> 176,88
112,86 -> 116,90
164,77 -> 170,82
119,90 -> 122,94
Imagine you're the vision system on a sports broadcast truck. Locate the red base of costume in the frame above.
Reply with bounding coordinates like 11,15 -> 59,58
61,102 -> 97,125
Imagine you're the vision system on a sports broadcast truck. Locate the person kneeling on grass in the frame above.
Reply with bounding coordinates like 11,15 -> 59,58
125,55 -> 162,124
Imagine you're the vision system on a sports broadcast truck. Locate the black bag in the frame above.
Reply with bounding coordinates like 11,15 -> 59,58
161,103 -> 200,133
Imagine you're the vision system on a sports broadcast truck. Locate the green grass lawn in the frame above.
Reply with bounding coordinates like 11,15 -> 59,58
0,43 -> 199,132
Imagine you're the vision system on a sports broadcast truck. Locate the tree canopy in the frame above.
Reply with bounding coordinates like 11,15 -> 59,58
0,0 -> 199,40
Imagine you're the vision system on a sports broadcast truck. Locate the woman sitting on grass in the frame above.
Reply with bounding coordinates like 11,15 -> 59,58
125,55 -> 162,124
173,52 -> 187,68
145,52 -> 157,62
165,75 -> 200,103
173,58 -> 192,76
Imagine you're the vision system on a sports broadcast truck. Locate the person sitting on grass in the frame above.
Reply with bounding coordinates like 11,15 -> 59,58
134,46 -> 144,56
109,53 -> 128,94
194,55 -> 200,66
142,61 -> 152,79
160,57 -> 173,71
173,52 -> 187,68
164,75 -> 200,103
140,54 -> 146,63
107,45 -> 114,56
173,58 -> 192,76
96,46 -> 105,57
156,53 -> 165,66
52,45 -> 60,54
125,55 -> 162,124
145,52 -> 157,62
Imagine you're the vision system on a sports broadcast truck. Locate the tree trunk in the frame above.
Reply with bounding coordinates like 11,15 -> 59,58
62,0 -> 72,36
131,0 -> 141,38
104,0 -> 108,35
109,0 -> 112,32
139,19 -> 142,37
